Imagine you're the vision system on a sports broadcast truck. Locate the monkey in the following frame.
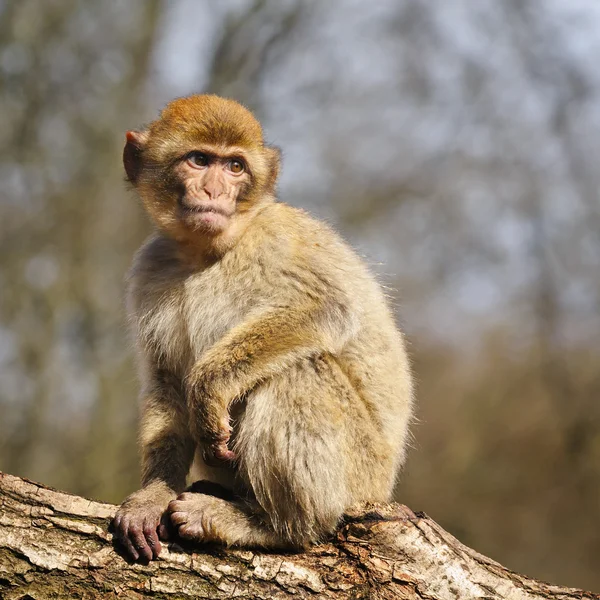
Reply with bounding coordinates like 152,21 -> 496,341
112,94 -> 414,562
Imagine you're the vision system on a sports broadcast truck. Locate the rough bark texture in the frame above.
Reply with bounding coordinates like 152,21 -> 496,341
0,472 -> 597,600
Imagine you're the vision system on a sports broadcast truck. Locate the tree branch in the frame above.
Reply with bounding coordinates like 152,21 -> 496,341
0,472 -> 597,599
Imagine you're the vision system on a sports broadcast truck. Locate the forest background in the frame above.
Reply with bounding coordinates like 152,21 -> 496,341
0,0 -> 599,590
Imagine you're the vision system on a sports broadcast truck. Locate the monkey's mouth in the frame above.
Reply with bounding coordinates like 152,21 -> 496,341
179,199 -> 234,218
180,205 -> 232,217
179,201 -> 233,233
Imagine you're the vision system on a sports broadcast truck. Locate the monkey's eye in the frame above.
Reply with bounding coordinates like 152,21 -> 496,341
228,159 -> 245,174
187,152 -> 209,167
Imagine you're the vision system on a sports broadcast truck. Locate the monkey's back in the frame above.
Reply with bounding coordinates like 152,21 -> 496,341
243,203 -> 414,473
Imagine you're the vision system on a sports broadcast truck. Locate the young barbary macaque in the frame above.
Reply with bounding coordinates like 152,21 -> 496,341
112,94 -> 414,561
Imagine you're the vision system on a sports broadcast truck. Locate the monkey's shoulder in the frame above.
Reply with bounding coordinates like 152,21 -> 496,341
249,203 -> 363,268
254,202 -> 337,238
126,235 -> 186,312
129,234 -> 181,276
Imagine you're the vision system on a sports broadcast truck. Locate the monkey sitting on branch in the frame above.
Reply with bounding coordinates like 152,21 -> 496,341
112,94 -> 414,562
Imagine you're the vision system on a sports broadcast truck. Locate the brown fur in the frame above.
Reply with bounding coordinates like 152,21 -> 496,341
113,95 -> 414,561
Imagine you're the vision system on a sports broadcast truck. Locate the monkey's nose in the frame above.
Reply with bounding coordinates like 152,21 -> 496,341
204,185 -> 225,200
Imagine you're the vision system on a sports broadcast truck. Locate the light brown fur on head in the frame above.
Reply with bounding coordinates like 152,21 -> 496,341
152,95 -> 265,150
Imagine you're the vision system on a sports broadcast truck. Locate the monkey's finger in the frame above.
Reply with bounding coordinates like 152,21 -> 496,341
112,514 -> 122,532
178,523 -> 202,540
158,512 -> 171,541
121,534 -> 140,561
212,441 -> 236,462
202,446 -> 231,468
210,436 -> 235,462
169,510 -> 189,526
128,523 -> 153,562
116,517 -> 140,561
167,499 -> 184,514
158,523 -> 169,541
142,519 -> 162,559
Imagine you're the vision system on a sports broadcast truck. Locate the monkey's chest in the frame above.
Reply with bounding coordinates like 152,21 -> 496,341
138,273 -> 246,374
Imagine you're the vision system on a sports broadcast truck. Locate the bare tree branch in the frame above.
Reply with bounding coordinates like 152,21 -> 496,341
0,472 -> 597,599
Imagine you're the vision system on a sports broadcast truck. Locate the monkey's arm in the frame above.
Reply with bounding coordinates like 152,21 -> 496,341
138,371 -> 195,490
187,299 -> 356,459
114,368 -> 195,561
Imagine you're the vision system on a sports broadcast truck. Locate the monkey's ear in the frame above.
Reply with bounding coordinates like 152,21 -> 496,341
123,130 -> 149,185
264,146 -> 281,192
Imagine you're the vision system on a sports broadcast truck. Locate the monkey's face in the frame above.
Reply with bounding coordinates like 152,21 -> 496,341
171,147 -> 252,236
131,143 -> 261,243
123,95 -> 280,247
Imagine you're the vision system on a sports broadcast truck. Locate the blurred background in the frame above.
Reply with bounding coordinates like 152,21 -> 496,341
0,0 -> 599,590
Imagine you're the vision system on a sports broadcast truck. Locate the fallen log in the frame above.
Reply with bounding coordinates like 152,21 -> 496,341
0,472 -> 597,599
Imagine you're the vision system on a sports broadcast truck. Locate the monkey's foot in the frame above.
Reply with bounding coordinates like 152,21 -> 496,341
168,492 -> 232,543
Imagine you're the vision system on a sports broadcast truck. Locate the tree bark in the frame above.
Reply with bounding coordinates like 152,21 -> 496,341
0,472 -> 597,600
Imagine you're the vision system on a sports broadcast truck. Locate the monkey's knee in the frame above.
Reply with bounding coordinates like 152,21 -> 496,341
236,357 -> 390,547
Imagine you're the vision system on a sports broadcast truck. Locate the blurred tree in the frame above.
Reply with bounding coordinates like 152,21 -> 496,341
0,0 -> 163,500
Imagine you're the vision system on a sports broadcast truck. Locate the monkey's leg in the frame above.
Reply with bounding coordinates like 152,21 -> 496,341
170,354 -> 394,548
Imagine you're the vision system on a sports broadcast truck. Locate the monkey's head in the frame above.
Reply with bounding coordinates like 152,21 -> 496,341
124,95 -> 280,246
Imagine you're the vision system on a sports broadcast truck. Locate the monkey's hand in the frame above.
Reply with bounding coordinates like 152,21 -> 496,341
186,361 -> 236,464
112,485 -> 176,562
